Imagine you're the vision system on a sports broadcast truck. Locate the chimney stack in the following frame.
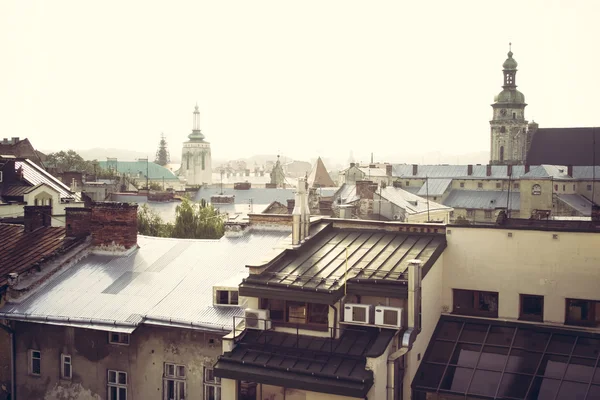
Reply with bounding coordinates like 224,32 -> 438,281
65,207 -> 92,237
356,180 -> 377,200
24,205 -> 51,232
386,164 -> 393,177
567,165 -> 573,177
467,164 -> 473,176
486,164 -> 492,177
412,164 -> 418,176
287,199 -> 295,214
507,165 -> 513,176
90,202 -> 138,251
407,259 -> 422,330
525,164 -> 530,174
302,178 -> 311,240
292,179 -> 303,245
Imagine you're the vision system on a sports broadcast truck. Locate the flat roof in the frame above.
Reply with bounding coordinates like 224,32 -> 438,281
413,315 -> 600,399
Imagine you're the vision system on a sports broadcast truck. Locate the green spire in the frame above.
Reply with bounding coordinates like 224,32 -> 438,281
188,104 -> 205,141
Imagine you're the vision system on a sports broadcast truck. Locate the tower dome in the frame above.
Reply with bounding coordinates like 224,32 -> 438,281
502,50 -> 518,70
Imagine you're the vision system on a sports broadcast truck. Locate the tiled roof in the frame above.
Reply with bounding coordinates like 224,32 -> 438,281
215,327 -> 395,398
0,231 -> 290,332
527,127 -> 600,166
444,190 -> 520,211
413,315 -> 600,399
15,159 -> 79,201
0,224 -> 73,289
308,157 -> 336,188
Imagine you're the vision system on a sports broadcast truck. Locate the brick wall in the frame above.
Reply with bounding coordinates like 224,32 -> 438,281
65,207 -> 92,237
90,202 -> 138,250
24,205 -> 51,232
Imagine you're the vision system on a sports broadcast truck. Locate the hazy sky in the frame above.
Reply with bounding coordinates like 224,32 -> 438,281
1,0 -> 599,165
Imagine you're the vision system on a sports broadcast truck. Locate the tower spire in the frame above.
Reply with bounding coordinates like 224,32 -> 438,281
188,104 -> 205,141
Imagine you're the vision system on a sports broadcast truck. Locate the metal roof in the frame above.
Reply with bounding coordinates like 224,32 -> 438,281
444,189 -> 520,211
392,164 -> 529,179
416,178 -> 453,197
98,160 -> 179,181
358,167 -> 388,177
332,184 -> 360,205
0,231 -> 290,332
413,315 -> 600,399
521,165 -> 572,179
379,187 -> 452,215
15,160 -> 80,201
572,166 -> 600,180
556,194 -> 595,216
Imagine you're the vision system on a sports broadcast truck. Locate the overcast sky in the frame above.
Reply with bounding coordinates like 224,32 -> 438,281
1,0 -> 599,165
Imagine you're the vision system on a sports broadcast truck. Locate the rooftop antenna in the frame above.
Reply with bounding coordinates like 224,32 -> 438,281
426,175 -> 430,222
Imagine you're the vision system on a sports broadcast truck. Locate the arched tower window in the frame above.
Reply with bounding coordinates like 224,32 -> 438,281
500,126 -> 506,133
504,72 -> 514,86
500,146 -> 505,162
186,152 -> 191,170
201,152 -> 206,170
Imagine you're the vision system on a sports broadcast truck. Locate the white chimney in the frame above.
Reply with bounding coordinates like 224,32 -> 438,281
292,179 -> 303,246
407,259 -> 422,330
301,178 -> 310,239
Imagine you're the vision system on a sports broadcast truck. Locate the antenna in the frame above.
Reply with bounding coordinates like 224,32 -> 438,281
506,165 -> 512,218
426,175 -> 430,222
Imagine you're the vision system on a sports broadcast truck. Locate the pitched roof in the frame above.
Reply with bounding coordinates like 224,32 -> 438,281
0,224 -> 75,289
380,187 -> 452,215
527,127 -> 600,166
15,159 -> 80,201
416,178 -> 453,196
556,194 -> 596,216
0,231 -> 290,332
444,189 -> 520,211
392,164 -> 530,179
308,157 -> 336,188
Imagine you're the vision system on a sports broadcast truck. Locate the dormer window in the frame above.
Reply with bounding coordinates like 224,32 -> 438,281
214,288 -> 239,306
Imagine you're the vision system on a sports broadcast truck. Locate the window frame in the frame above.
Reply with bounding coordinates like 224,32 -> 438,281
108,332 -> 130,346
260,299 -> 329,330
214,288 -> 239,306
513,182 -> 520,189
466,209 -> 475,217
107,369 -> 127,400
453,289 -> 499,318
204,367 -> 221,400
61,353 -> 72,380
164,363 -> 186,400
477,182 -> 483,189
29,349 -> 41,376
519,294 -> 544,322
484,210 -> 493,219
565,298 -> 600,327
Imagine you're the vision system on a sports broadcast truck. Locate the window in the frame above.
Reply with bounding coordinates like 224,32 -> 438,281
477,182 -> 483,188
555,184 -> 559,191
449,211 -> 454,218
500,126 -> 506,133
520,294 -> 544,322
164,363 -> 186,400
566,299 -> 600,327
453,289 -> 499,317
563,184 -> 566,191
588,184 -> 593,191
108,370 -> 127,400
405,181 -> 409,186
61,354 -> 72,380
108,332 -> 130,345
512,112 -> 516,119
29,350 -> 41,376
496,182 -> 501,189
204,367 -> 221,400
460,182 -> 465,188
484,210 -> 492,219
466,209 -> 474,217
215,289 -> 239,305
513,183 -> 520,189
261,299 -> 329,327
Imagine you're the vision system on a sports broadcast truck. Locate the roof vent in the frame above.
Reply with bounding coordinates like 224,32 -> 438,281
7,272 -> 20,287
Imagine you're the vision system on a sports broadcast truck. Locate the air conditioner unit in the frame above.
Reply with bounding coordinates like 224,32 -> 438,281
374,306 -> 403,328
244,309 -> 271,330
344,303 -> 373,324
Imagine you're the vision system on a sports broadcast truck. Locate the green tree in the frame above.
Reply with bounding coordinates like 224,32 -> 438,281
137,204 -> 173,237
46,150 -> 97,174
171,198 -> 224,239
154,133 -> 170,166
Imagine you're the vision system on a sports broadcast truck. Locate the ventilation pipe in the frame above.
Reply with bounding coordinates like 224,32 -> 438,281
407,259 -> 422,330
302,178 -> 311,240
292,181 -> 302,246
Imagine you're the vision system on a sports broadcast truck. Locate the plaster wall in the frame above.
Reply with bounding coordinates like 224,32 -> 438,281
14,322 -> 223,400
443,226 -> 600,324
181,141 -> 212,186
0,328 -> 10,399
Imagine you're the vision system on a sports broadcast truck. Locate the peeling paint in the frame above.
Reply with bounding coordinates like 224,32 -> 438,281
44,383 -> 101,400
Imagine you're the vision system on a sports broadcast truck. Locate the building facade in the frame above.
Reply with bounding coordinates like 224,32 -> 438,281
179,105 -> 212,186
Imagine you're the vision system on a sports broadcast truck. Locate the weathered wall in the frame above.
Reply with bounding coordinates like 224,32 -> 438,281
14,322 -> 223,400
0,327 -> 10,400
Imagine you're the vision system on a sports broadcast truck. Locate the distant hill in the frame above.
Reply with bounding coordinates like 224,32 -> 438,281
75,148 -> 163,162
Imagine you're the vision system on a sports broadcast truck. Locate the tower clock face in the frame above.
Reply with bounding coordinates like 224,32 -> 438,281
500,109 -> 507,116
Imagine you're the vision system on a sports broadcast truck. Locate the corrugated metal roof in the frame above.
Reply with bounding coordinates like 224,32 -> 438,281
416,178 -> 453,196
443,189 -> 520,210
572,166 -> 600,179
0,231 -> 290,332
15,160 -> 79,201
358,167 -> 388,177
2,184 -> 31,197
380,187 -> 452,215
392,164 -> 529,179
332,184 -> 359,204
556,194 -> 594,215
98,161 -> 179,181
521,165 -> 572,179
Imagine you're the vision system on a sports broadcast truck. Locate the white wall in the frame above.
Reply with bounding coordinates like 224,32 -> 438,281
443,226 -> 600,324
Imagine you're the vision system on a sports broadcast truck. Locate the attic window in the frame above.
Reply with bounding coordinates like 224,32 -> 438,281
108,332 -> 130,345
215,289 -> 239,306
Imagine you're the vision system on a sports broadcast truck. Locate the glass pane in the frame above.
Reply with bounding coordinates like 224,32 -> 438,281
177,365 -> 185,378
216,387 -> 221,400
587,385 -> 600,400
177,381 -> 185,398
537,354 -> 568,378
110,333 -> 120,342
486,326 -> 515,346
438,320 -> 462,341
565,357 -> 596,382
506,349 -> 542,374
498,373 -> 532,398
450,343 -> 481,367
412,363 -> 445,389
206,386 -> 215,400
109,386 -> 117,400
521,295 -> 544,318
122,334 -> 129,344
167,380 -> 175,398
166,364 -> 175,377
428,341 -> 455,364
118,387 -> 126,400
32,359 -> 41,374
477,292 -> 498,314
205,367 -> 214,382
230,291 -> 239,305
64,363 -> 71,378
547,334 -> 576,355
567,299 -> 592,324
288,302 -> 307,323
308,303 -> 329,324
527,377 -> 560,400
217,290 -> 229,304
573,337 -> 600,358
459,323 -> 488,343
439,366 -> 473,392
118,372 -> 127,385
556,381 -> 588,400
468,370 -> 501,397
513,329 -> 550,352
478,346 -> 509,371
109,370 -> 117,383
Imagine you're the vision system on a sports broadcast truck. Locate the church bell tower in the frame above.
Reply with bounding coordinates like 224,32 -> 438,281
490,44 -> 529,165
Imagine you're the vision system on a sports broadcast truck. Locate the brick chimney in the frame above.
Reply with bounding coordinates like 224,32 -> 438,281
467,164 -> 473,176
386,164 -> 393,176
412,164 -> 418,176
287,199 -> 295,214
356,180 -> 377,200
90,202 -> 138,251
486,165 -> 492,177
65,207 -> 92,237
24,206 -> 51,232
567,165 -> 573,177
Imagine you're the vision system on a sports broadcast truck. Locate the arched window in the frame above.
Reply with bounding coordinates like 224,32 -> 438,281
500,126 -> 506,133
500,146 -> 505,162
201,152 -> 206,170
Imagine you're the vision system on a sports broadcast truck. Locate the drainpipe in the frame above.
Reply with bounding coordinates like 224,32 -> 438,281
402,259 -> 422,349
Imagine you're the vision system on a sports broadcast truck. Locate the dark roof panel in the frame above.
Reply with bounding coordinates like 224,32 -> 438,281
527,127 -> 600,166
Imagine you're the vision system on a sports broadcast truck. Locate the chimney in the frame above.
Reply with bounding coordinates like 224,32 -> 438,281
486,164 -> 492,177
292,180 -> 303,246
525,164 -> 530,174
90,202 -> 138,251
287,199 -> 295,214
356,180 -> 376,200
407,259 -> 422,330
386,164 -> 393,177
467,164 -> 473,176
350,162 -> 356,168
11,137 -> 19,144
65,207 -> 92,237
24,205 -> 51,232
412,164 -> 418,176
567,165 -> 573,177
302,178 -> 311,240
7,272 -> 20,287
592,205 -> 600,222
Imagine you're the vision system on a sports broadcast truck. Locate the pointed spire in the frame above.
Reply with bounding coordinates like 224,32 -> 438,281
188,104 -> 205,141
